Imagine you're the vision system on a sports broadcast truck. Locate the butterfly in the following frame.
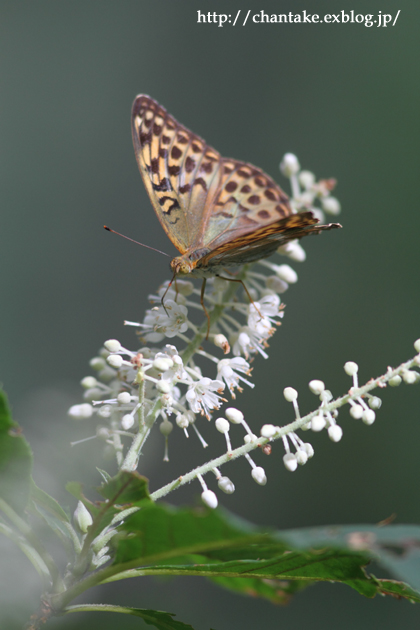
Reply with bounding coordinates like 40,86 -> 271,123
131,95 -> 340,285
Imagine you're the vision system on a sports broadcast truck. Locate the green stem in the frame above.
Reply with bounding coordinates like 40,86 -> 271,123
121,396 -> 162,471
150,352 -> 420,501
181,268 -> 246,365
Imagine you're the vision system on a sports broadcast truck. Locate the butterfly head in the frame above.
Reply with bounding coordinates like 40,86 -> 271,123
170,248 -> 212,277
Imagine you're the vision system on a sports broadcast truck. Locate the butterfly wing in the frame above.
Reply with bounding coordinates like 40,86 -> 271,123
132,95 -> 223,254
196,212 -> 341,270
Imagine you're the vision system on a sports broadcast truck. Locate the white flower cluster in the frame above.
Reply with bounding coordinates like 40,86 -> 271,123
68,154 -> 347,505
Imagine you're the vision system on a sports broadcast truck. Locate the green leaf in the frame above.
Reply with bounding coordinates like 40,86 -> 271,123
28,480 -> 75,555
109,503 -> 420,604
67,472 -> 151,540
98,470 -> 150,505
0,390 -> 32,514
65,604 -> 196,629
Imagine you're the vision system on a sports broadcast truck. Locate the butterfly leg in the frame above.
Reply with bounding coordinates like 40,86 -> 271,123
160,272 -> 177,316
216,274 -> 263,320
200,278 -> 211,339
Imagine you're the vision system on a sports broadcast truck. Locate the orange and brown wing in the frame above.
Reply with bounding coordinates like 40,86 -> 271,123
131,95 -> 223,254
196,212 -> 341,270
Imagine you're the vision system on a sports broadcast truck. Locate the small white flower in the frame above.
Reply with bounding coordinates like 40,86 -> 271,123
218,476 -> 235,494
74,501 -> 93,533
322,196 -> 341,215
344,361 -> 358,376
141,300 -> 189,341
273,264 -> 298,284
104,339 -> 121,353
251,466 -> 267,485
309,380 -> 325,395
311,413 -> 326,432
68,403 -> 93,419
217,357 -> 254,394
117,392 -> 131,404
350,404 -> 363,419
299,170 -> 316,189
265,276 -> 289,294
186,378 -> 225,418
362,409 -> 376,425
277,240 -> 306,262
328,424 -> 343,442
283,453 -> 298,472
280,153 -> 300,177
261,424 -> 278,438
121,414 -> 135,430
201,489 -> 218,509
389,375 -> 402,386
225,407 -> 244,424
283,387 -> 298,402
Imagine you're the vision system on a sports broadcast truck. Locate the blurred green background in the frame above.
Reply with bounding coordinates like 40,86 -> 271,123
1,0 -> 420,628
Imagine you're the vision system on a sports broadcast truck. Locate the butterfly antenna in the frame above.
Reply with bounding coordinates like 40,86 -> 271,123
104,226 -> 171,257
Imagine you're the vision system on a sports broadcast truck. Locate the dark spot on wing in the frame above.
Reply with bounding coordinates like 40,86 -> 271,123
171,146 -> 182,159
241,185 -> 251,194
185,156 -> 196,173
168,165 -> 180,176
258,210 -> 270,219
194,177 -> 207,190
248,195 -> 260,205
179,184 -> 191,194
225,181 -> 237,192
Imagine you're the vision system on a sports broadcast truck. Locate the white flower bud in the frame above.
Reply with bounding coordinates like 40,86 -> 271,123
215,418 -> 230,434
319,389 -> 333,403
328,425 -> 343,442
414,339 -> 420,353
107,354 -> 123,368
90,357 -> 106,371
283,453 -> 298,472
344,361 -> 358,376
368,396 -> 382,410
68,403 -> 93,419
296,449 -> 308,465
74,501 -> 93,533
214,334 -> 230,354
309,380 -> 325,395
278,241 -> 306,262
244,433 -> 258,444
303,443 -> 314,458
283,387 -> 298,402
81,376 -> 98,389
97,405 -> 111,418
176,413 -> 190,429
104,339 -> 121,353
159,419 -> 173,436
298,170 -> 315,189
153,357 -> 174,372
389,375 -> 402,387
362,409 -> 376,425
117,392 -> 131,404
402,370 -> 419,384
218,476 -> 235,494
83,388 -> 102,403
265,275 -> 288,294
275,264 -> 298,284
96,426 -> 111,439
251,466 -> 267,485
260,424 -> 278,438
225,408 -> 244,424
311,414 -> 326,432
156,380 -> 172,393
280,153 -> 300,177
121,414 -> 134,430
322,196 -> 341,215
175,279 -> 194,296
350,404 -> 363,419
201,489 -> 218,509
